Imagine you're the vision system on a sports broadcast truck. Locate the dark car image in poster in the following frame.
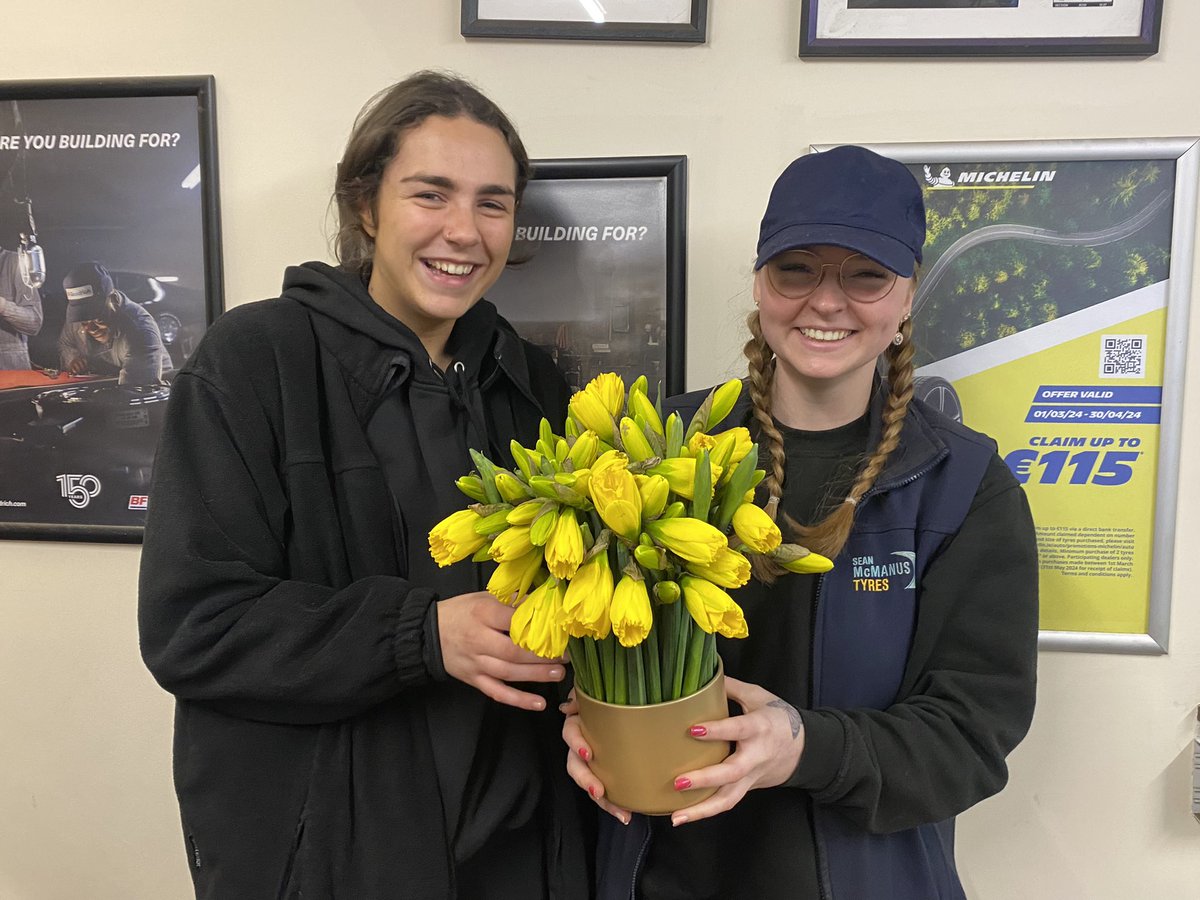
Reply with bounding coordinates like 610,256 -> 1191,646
485,156 -> 686,397
0,77 -> 222,542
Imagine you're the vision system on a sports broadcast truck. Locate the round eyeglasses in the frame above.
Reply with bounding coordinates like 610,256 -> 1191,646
764,250 -> 898,304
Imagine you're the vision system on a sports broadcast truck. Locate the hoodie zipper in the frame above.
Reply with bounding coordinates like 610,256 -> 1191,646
627,824 -> 651,900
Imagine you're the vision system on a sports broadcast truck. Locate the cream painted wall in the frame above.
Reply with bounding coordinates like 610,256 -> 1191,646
1,2 -> 1197,898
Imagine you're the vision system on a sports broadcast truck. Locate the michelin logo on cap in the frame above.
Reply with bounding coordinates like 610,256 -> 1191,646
65,284 -> 97,301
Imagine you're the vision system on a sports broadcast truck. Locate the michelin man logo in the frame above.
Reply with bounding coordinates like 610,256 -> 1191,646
923,165 -> 954,187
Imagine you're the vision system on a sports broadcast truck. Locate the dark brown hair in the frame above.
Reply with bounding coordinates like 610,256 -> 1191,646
743,274 -> 919,582
332,70 -> 531,278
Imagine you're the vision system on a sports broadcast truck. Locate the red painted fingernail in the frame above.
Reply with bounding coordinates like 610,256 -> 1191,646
578,747 -> 591,761
674,776 -> 692,791
688,725 -> 707,737
588,785 -> 598,798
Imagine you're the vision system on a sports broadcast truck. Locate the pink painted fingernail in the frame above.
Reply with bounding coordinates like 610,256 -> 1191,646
578,747 -> 591,761
674,776 -> 692,791
587,785 -> 598,798
688,725 -> 707,737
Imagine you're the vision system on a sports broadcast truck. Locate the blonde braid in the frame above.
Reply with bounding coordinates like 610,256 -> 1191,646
743,310 -> 789,583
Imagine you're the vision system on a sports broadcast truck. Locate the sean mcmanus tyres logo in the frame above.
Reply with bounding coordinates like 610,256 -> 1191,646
57,473 -> 102,509
851,551 -> 916,592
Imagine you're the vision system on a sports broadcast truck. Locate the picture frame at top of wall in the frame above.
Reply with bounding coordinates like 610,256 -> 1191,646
799,0 -> 1163,57
461,0 -> 708,42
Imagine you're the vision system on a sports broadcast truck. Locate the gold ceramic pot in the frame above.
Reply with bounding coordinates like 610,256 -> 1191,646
575,660 -> 730,815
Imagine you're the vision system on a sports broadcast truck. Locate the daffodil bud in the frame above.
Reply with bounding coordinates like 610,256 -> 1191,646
633,543 -> 667,571
455,475 -> 487,503
708,379 -> 742,431
648,457 -> 698,500
628,387 -> 664,437
487,550 -> 545,605
567,430 -> 600,469
637,474 -> 670,519
473,507 -> 514,537
529,505 -> 560,546
771,543 -> 834,574
645,517 -> 727,565
488,525 -> 535,562
494,471 -> 532,504
653,580 -> 681,604
507,499 -> 545,526
509,441 -> 534,480
619,416 -> 656,462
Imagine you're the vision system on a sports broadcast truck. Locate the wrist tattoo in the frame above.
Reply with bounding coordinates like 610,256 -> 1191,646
767,699 -> 802,739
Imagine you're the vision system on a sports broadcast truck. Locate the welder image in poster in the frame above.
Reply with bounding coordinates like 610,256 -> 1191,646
484,157 -> 686,397
824,139 -> 1196,652
0,78 -> 221,542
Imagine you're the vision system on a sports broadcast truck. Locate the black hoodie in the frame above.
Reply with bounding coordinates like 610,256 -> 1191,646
138,263 -> 590,899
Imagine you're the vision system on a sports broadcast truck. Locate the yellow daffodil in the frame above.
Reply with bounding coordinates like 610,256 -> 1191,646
545,506 -> 585,579
611,573 -> 653,647
494,471 -> 531,504
648,457 -> 698,499
567,430 -> 600,469
506,499 -> 544,526
590,463 -> 643,544
628,387 -> 664,436
637,474 -> 670,519
716,427 -> 754,466
560,551 -> 614,639
680,575 -> 748,639
771,543 -> 835,574
510,578 -> 569,659
591,449 -> 627,478
488,525 -> 534,562
687,432 -> 716,457
732,502 -> 782,553
569,373 -> 625,442
619,417 -> 656,462
429,509 -> 487,567
686,546 -> 752,589
487,550 -> 545,604
644,517 -> 727,564
708,379 -> 743,430
529,505 -> 559,546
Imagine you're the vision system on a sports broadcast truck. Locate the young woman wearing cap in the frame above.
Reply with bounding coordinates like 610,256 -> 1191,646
138,72 -> 592,899
565,145 -> 1039,899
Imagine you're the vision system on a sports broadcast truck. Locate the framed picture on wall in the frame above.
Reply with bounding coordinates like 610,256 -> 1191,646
0,76 -> 223,543
799,0 -> 1163,57
485,155 -> 687,399
812,137 -> 1197,653
462,0 -> 708,42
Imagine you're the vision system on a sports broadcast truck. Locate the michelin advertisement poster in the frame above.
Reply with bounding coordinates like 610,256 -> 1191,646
846,139 -> 1195,650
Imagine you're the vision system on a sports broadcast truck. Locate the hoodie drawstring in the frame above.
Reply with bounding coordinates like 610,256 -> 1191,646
442,359 -> 491,458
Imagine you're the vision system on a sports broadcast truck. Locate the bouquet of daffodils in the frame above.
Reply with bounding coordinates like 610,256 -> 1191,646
429,373 -> 832,705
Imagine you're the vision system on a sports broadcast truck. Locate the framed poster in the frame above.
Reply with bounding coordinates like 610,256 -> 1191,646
0,76 -> 223,543
799,0 -> 1163,57
811,138 -> 1195,653
462,0 -> 707,42
487,156 -> 686,398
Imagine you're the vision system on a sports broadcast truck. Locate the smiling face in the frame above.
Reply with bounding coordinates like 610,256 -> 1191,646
755,244 -> 913,415
362,114 -> 518,362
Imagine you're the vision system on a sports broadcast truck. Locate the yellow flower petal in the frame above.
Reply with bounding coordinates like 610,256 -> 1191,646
510,578 -> 569,659
487,550 -> 545,604
680,575 -> 748,639
686,546 -> 752,589
611,573 -> 653,648
591,463 -> 643,544
732,503 -> 782,553
645,517 -> 727,564
545,506 -> 585,579
560,551 -> 614,639
429,509 -> 487,567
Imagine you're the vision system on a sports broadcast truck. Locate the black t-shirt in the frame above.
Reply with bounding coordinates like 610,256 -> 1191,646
638,412 -> 869,900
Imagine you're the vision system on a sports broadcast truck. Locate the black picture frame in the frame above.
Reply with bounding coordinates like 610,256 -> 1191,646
462,0 -> 707,42
0,75 -> 223,543
799,0 -> 1163,57
486,155 -> 687,399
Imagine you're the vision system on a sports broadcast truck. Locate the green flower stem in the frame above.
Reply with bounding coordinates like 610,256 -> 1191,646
681,619 -> 709,697
629,642 -> 647,705
702,632 -> 718,687
583,636 -> 604,701
566,637 -> 594,699
643,626 -> 663,705
658,599 -> 676,700
672,605 -> 691,700
613,641 -> 628,705
601,634 -> 616,704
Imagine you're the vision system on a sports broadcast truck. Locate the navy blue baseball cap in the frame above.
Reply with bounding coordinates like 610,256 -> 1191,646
63,262 -> 115,323
755,145 -> 926,277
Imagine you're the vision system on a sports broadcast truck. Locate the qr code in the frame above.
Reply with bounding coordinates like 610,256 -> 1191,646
1099,334 -> 1146,378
